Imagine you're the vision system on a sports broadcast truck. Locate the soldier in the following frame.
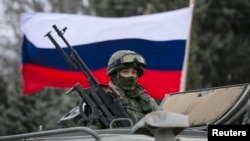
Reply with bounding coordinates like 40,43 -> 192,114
107,50 -> 159,124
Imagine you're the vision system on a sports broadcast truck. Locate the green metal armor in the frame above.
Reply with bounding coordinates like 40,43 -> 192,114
107,50 -> 145,77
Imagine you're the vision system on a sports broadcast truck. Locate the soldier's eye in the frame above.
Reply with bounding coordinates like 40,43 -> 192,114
120,70 -> 129,74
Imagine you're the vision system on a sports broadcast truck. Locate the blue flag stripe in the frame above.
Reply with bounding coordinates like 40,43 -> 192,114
22,36 -> 186,71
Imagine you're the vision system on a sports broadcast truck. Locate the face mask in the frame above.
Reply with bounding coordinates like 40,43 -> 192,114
118,75 -> 137,90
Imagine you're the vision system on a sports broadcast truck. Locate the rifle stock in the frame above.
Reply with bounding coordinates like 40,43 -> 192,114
45,25 -> 132,128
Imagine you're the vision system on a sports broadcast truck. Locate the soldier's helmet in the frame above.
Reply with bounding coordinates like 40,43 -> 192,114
107,50 -> 146,77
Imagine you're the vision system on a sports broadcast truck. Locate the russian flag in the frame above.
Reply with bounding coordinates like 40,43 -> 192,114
20,7 -> 193,100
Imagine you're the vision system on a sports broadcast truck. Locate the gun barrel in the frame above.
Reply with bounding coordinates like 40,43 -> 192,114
51,24 -> 99,86
45,25 -> 132,128
44,31 -> 77,70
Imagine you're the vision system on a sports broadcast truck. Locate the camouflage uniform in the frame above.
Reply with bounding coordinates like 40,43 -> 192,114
58,50 -> 159,128
109,81 -> 158,124
107,50 -> 159,124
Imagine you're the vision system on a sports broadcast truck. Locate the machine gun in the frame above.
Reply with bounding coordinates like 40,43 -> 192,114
44,25 -> 132,129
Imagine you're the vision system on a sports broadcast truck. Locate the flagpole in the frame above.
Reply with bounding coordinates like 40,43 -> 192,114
189,0 -> 195,6
180,0 -> 195,92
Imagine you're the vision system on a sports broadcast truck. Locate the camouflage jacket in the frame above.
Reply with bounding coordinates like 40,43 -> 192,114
109,81 -> 159,124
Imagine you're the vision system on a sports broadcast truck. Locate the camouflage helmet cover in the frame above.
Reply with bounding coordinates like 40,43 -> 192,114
107,50 -> 146,77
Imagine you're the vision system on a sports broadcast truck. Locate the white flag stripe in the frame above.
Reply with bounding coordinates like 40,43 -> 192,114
20,7 -> 193,48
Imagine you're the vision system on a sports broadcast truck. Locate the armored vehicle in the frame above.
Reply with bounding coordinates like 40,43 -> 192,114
1,25 -> 249,141
0,83 -> 250,141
